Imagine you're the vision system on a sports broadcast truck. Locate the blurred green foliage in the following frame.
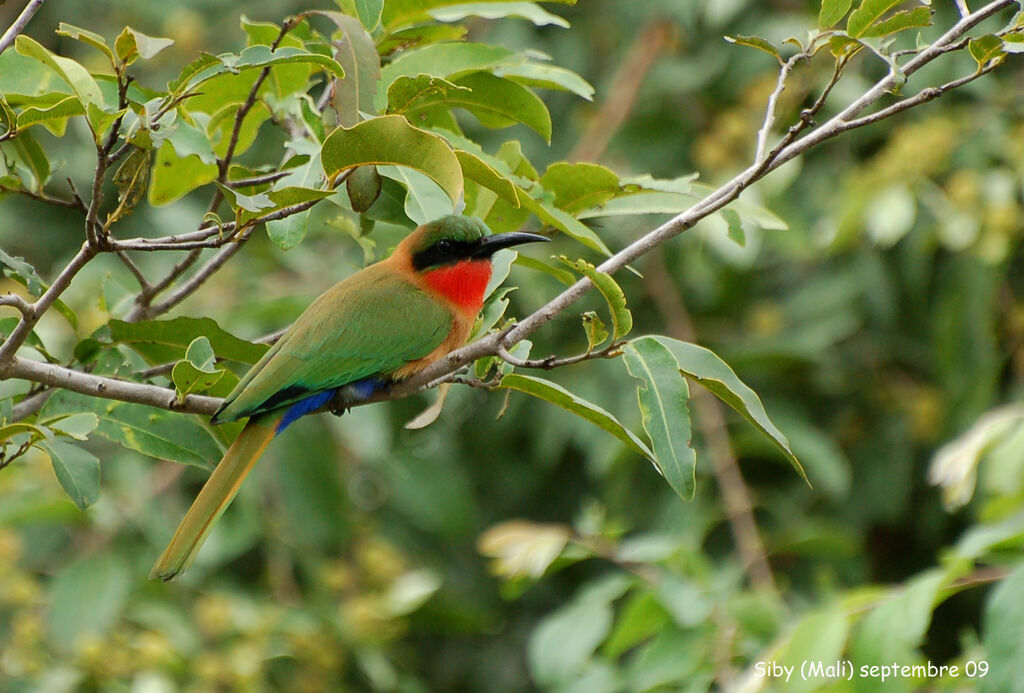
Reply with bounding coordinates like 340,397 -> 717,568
2,0 -> 1024,691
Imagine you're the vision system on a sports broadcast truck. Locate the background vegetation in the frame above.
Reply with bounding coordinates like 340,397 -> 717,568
1,0 -> 1023,691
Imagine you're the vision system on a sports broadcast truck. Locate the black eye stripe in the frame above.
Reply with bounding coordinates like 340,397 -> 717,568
411,239 -> 479,270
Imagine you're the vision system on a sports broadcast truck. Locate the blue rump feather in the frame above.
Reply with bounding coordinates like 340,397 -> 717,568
275,378 -> 384,434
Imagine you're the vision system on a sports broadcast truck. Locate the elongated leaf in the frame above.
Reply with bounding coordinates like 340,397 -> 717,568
453,71 -> 552,141
819,0 -> 854,28
499,374 -> 653,461
42,391 -> 221,469
322,12 -> 381,127
15,95 -> 85,134
559,256 -> 632,339
322,115 -> 464,207
56,23 -> 115,63
494,61 -> 594,101
456,150 -> 520,206
860,7 -> 932,38
541,162 -> 620,214
377,42 -> 516,107
355,0 -> 386,30
724,35 -> 782,63
382,0 -> 576,31
653,337 -> 807,482
623,338 -> 696,500
520,195 -> 612,255
982,562 -> 1024,693
41,440 -> 101,510
4,129 -> 50,191
847,0 -> 905,38
430,2 -> 569,26
379,164 -> 454,224
108,317 -> 268,366
15,36 -> 104,107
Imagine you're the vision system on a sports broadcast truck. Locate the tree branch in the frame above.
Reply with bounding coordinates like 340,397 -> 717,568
0,356 -> 220,415
0,0 -> 45,54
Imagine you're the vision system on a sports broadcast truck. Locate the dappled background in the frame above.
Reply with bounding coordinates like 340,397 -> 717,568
1,0 -> 1023,691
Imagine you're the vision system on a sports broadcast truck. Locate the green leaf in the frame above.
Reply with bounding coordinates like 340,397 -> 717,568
0,249 -> 45,295
494,61 -> 594,101
56,22 -> 115,63
558,256 -> 632,339
108,317 -> 269,366
46,413 -> 100,441
860,7 -> 932,38
266,210 -> 310,250
172,336 -> 226,397
16,95 -> 86,135
775,606 -> 850,693
457,70 -> 551,140
513,254 -> 576,285
376,42 -> 517,108
819,0 -> 854,28
47,554 -> 132,652
581,311 -> 608,352
623,338 -> 696,500
724,34 -> 782,63
347,165 -> 383,212
40,440 -> 100,510
429,2 -> 570,26
969,35 -> 1006,67
982,562 -> 1024,693
230,44 -> 344,77
456,150 -> 520,207
115,26 -> 175,64
721,208 -> 745,247
498,374 -> 653,461
42,391 -> 222,469
381,0 -> 576,31
653,337 -> 807,483
111,146 -> 150,219
540,162 -> 620,214
3,129 -> 50,191
387,74 -> 471,115
528,575 -> 631,686
15,35 -> 104,107
521,195 -> 612,256
322,12 -> 381,127
355,0 -> 385,30
847,0 -> 905,38
690,182 -> 788,230
148,141 -> 218,206
379,164 -> 454,224
322,114 -> 464,207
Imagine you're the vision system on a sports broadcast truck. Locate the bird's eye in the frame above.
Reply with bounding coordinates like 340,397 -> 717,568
436,239 -> 454,253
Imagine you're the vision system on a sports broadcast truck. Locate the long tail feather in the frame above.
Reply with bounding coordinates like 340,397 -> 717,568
150,414 -> 280,581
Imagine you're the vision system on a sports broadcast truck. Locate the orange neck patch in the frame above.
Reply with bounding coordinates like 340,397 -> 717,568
421,260 -> 492,316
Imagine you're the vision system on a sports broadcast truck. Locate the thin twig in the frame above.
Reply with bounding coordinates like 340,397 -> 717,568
497,341 -> 624,370
755,51 -> 810,164
0,294 -> 34,318
0,0 -> 45,54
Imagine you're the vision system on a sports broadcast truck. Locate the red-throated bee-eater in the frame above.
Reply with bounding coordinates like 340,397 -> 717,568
150,215 -> 547,580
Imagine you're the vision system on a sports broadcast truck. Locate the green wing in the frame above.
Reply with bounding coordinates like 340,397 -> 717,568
214,264 -> 452,422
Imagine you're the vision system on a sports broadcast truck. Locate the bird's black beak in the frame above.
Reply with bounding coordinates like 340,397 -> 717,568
473,232 -> 550,258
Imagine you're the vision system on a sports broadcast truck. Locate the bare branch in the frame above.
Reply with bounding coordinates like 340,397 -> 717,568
0,0 -> 45,54
0,294 -> 34,318
755,50 -> 810,164
0,242 -> 97,364
143,233 -> 251,318
0,356 -> 220,415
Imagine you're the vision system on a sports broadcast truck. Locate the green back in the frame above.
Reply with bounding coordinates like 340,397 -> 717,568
215,262 -> 451,422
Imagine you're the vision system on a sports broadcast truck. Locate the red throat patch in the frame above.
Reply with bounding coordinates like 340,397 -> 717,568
421,260 -> 492,315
